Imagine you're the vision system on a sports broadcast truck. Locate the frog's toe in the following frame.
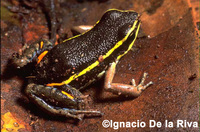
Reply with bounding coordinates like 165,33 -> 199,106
131,79 -> 136,87
71,109 -> 103,116
136,72 -> 153,91
67,109 -> 103,120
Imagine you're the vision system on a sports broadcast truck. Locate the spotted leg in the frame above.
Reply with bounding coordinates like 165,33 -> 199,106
25,83 -> 102,120
12,0 -> 57,68
12,40 -> 54,68
104,62 -> 153,97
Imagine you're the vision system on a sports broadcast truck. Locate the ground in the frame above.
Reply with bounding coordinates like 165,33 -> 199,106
1,0 -> 199,131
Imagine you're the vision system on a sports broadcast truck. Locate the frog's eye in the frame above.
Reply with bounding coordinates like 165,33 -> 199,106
109,11 -> 122,20
101,10 -> 122,21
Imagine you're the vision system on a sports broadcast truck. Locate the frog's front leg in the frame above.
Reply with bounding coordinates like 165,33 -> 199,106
25,83 -> 102,120
104,62 -> 153,97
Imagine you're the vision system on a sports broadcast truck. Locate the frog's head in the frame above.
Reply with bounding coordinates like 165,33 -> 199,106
102,9 -> 139,23
100,9 -> 140,39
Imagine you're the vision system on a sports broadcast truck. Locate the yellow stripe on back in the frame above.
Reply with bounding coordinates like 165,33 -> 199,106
62,20 -> 100,43
47,19 -> 140,87
117,22 -> 141,60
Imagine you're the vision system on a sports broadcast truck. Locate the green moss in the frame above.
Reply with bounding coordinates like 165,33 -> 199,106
1,5 -> 20,26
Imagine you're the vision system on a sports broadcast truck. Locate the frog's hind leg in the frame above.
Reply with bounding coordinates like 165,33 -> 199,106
25,83 -> 102,120
12,0 -> 57,68
12,40 -> 54,68
104,62 -> 153,97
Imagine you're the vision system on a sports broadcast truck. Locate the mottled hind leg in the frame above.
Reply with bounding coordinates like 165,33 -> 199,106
104,62 -> 153,97
25,83 -> 102,120
12,0 -> 57,68
12,40 -> 53,68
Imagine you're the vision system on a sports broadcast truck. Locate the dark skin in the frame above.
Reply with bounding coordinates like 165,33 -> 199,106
12,1 -> 152,120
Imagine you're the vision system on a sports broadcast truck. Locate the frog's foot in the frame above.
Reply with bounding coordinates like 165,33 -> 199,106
104,62 -> 153,97
25,83 -> 102,120
30,96 -> 102,120
32,95 -> 102,120
132,72 -> 153,92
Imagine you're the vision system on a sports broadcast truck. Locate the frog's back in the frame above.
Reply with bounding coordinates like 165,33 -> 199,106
34,10 -> 139,86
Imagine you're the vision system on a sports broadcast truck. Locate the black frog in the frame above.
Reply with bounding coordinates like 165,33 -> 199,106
13,9 -> 153,120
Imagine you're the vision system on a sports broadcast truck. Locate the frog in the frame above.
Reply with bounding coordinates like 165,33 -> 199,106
12,9 -> 153,120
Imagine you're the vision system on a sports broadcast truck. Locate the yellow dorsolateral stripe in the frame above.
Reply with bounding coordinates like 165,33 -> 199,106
47,20 -> 140,87
62,20 -> 100,43
61,91 -> 74,100
62,9 -> 136,43
117,22 -> 141,60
